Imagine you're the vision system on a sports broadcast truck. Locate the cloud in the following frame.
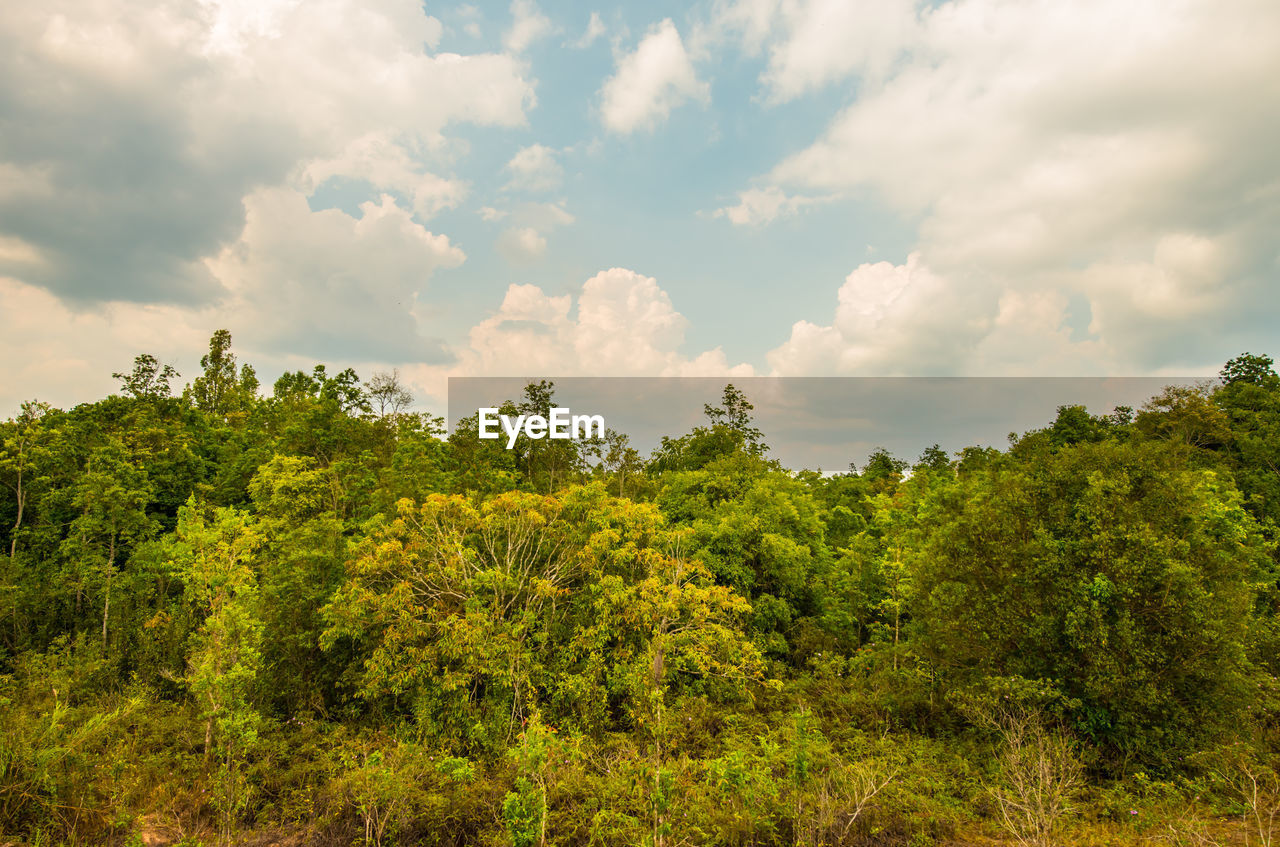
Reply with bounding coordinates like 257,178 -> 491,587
503,0 -> 553,54
503,144 -> 563,193
573,12 -> 606,49
712,186 -> 829,226
0,183 -> 469,414
0,275 -> 212,414
764,0 -> 916,101
204,187 -> 463,363
0,0 -> 534,305
727,0 -> 1280,373
405,267 -> 752,404
600,19 -> 709,134
767,254 -> 995,375
492,200 -> 574,264
456,4 -> 482,39
766,235 -> 1274,377
300,132 -> 468,219
496,227 -> 548,264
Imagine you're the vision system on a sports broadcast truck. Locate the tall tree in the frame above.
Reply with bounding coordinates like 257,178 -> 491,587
113,353 -> 179,400
59,440 -> 156,651
365,370 -> 414,420
190,330 -> 258,419
168,498 -> 264,843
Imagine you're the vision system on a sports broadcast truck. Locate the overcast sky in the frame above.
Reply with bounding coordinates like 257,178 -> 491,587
2,0 -> 1278,416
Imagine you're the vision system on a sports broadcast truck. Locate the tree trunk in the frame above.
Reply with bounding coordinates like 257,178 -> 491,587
8,459 -> 21,559
102,535 -> 116,652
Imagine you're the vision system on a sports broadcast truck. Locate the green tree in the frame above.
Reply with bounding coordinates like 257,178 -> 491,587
113,353 -> 179,400
189,329 -> 258,419
588,531 -> 765,847
167,498 -> 264,843
912,439 -> 1270,769
0,400 -> 54,561
59,440 -> 157,652
322,492 -> 578,751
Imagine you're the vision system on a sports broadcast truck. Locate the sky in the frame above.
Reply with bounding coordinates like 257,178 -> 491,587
2,0 -> 1278,417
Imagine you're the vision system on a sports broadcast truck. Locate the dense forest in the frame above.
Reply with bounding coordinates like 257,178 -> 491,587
2,331 -> 1279,847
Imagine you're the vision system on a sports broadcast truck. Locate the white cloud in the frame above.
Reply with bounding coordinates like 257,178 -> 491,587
767,254 -> 994,375
492,200 -> 574,263
600,19 -> 709,134
204,187 -> 464,362
765,0 -> 1280,250
713,186 -> 829,226
0,275 -> 212,414
503,144 -> 563,193
0,183 -> 469,414
701,0 -> 781,55
573,12 -> 606,48
704,0 -> 916,96
412,268 -> 752,395
0,0 -> 535,305
731,0 -> 1280,373
503,0 -> 553,54
766,232 -> 1270,377
496,227 -> 548,264
300,132 -> 468,219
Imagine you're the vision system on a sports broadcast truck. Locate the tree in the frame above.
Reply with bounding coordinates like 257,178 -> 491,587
189,330 -> 258,418
656,460 -> 831,660
516,381 -> 585,492
1211,357 -> 1280,535
246,455 -> 348,714
858,448 -> 907,485
1221,353 -> 1279,387
914,444 -> 952,475
912,439 -> 1270,769
113,354 -> 179,400
59,440 -> 156,652
0,400 -> 53,559
600,429 -> 644,500
322,492 -> 578,751
1135,384 -> 1231,451
703,384 -> 766,456
974,702 -> 1084,847
167,498 -> 264,843
597,533 -> 764,847
365,370 -> 413,420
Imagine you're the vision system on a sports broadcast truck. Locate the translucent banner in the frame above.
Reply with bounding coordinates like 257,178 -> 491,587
447,377 -> 1204,472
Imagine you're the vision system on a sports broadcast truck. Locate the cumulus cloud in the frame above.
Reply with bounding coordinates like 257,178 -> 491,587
408,267 -> 752,402
205,187 -> 464,362
0,185 -> 467,413
710,0 -> 917,100
767,255 -> 995,375
600,19 -> 709,134
503,0 -> 553,54
0,0 -> 534,306
503,144 -> 563,193
766,235 -> 1274,377
724,0 -> 1280,373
